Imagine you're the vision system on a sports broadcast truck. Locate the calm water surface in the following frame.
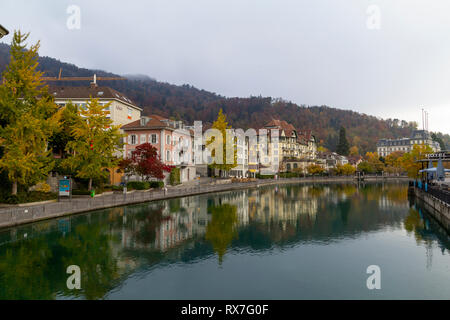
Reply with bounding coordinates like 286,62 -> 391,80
0,182 -> 449,300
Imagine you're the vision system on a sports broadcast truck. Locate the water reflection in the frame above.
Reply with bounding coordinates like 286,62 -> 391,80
0,182 -> 448,300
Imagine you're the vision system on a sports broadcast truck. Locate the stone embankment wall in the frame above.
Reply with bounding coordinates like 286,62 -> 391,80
413,187 -> 450,232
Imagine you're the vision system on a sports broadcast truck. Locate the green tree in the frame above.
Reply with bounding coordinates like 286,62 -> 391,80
206,109 -> 237,176
62,98 -> 123,191
0,31 -> 61,195
431,133 -> 446,151
49,102 -> 81,158
336,127 -> 350,156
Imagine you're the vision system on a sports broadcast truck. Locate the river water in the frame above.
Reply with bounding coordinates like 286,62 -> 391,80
0,181 -> 449,300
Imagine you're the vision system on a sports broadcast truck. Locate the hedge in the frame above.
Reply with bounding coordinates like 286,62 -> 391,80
127,181 -> 151,190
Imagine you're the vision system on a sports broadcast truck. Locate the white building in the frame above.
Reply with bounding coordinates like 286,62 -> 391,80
377,130 -> 441,157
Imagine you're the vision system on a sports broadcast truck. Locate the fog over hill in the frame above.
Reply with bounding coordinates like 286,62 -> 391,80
0,43 -> 448,153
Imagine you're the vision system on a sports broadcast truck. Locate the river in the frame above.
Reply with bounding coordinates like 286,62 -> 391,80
0,181 -> 449,299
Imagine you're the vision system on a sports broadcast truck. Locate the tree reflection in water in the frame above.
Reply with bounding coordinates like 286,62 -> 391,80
205,204 -> 238,265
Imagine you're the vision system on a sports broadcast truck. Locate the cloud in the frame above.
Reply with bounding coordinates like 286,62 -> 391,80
1,0 -> 449,133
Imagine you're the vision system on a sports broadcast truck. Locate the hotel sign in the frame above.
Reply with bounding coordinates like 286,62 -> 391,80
426,152 -> 450,159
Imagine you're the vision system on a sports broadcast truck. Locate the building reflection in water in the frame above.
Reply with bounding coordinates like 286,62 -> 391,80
0,182 -> 449,300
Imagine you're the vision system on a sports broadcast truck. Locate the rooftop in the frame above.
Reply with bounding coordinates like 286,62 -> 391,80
48,85 -> 142,110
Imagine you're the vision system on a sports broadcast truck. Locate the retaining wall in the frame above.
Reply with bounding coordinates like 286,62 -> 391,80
413,187 -> 450,232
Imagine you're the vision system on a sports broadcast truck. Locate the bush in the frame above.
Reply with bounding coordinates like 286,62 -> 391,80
279,172 -> 301,178
72,189 -> 92,196
170,168 -> 181,185
256,174 -> 275,179
127,181 -> 151,190
34,182 -> 52,193
1,191 -> 57,204
149,181 -> 164,189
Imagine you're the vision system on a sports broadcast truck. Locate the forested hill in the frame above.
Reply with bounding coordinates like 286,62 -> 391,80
0,43 -> 448,153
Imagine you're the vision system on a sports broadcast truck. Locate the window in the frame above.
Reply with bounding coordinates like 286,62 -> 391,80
151,134 -> 157,144
140,134 -> 146,144
127,107 -> 132,116
167,135 -> 171,145
167,151 -> 171,162
130,135 -> 137,145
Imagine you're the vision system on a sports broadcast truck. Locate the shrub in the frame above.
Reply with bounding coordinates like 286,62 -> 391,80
34,182 -> 52,193
127,181 -> 151,190
256,174 -> 275,179
72,189 -> 92,196
1,191 -> 57,204
149,181 -> 164,189
170,168 -> 181,185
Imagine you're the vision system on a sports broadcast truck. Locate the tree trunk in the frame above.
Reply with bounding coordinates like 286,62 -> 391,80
12,181 -> 17,195
88,178 -> 93,191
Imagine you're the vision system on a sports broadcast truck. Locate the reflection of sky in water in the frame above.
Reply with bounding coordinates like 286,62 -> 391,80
0,182 -> 449,300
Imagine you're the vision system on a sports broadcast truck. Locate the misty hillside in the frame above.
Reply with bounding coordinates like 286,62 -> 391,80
0,42 -> 448,153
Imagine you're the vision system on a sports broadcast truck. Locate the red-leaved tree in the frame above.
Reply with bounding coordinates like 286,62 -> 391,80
125,143 -> 172,181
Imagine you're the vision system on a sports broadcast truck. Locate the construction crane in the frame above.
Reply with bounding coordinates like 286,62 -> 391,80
41,68 -> 126,85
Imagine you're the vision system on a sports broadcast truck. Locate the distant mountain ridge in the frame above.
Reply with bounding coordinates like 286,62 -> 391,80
0,42 -> 448,153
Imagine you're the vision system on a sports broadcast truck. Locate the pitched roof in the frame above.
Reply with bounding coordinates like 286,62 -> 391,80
264,119 -> 297,136
121,115 -> 170,130
48,85 -> 141,110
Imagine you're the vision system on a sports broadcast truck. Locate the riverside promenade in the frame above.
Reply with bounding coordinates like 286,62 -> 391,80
0,175 -> 408,229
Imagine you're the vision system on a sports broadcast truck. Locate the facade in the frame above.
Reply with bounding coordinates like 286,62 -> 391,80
49,85 -> 142,128
49,85 -> 142,184
261,119 -> 317,173
121,115 -> 196,184
377,130 -> 441,157
317,152 -> 349,171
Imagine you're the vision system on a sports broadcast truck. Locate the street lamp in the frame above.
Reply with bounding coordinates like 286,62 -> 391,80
0,24 -> 9,39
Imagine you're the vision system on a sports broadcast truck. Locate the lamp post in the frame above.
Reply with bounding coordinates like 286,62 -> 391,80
0,24 -> 9,39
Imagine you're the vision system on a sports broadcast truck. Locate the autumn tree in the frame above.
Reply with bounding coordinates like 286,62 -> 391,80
349,146 -> 359,156
337,163 -> 356,176
62,98 -> 123,191
49,102 -> 81,158
128,143 -> 171,181
206,109 -> 237,176
384,151 -> 404,174
0,31 -> 61,195
399,144 -> 432,178
307,164 -> 325,176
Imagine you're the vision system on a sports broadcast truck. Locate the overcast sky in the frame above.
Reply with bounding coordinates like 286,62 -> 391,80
1,0 -> 449,133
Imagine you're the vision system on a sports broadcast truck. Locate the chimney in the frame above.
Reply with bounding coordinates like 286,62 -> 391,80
90,74 -> 98,88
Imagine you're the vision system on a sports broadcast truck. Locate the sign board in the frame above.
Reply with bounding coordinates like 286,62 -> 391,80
426,152 -> 450,160
59,179 -> 71,197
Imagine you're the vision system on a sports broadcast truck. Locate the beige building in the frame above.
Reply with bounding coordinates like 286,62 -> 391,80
49,85 -> 142,128
49,85 -> 142,184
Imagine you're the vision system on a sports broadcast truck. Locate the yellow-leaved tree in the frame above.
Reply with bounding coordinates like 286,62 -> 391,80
206,109 -> 237,177
0,31 -> 61,195
400,144 -> 432,178
62,98 -> 123,191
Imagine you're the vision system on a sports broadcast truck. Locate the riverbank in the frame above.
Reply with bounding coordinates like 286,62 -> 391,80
410,185 -> 450,233
0,175 -> 408,229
